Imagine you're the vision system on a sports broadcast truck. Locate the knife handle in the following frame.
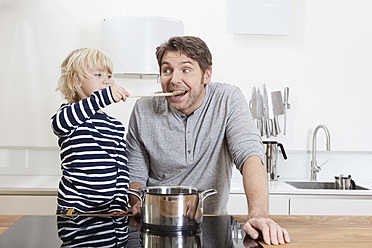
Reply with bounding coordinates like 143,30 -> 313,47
266,119 -> 273,138
284,87 -> 290,109
261,117 -> 267,137
283,87 -> 290,135
273,116 -> 281,136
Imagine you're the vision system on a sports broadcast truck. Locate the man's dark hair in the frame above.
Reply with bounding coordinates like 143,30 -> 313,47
156,36 -> 213,74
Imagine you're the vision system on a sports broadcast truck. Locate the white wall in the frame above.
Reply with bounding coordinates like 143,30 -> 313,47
0,0 -> 371,152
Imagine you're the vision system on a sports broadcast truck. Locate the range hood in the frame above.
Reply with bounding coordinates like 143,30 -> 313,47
101,16 -> 184,76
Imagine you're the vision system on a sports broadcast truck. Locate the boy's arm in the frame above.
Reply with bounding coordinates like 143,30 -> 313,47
51,87 -> 115,136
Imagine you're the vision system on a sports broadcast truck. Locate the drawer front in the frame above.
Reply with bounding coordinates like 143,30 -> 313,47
290,198 -> 372,215
227,194 -> 289,215
0,196 -> 57,215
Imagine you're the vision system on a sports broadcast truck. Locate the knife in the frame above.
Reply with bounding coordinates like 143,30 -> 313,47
262,84 -> 272,138
272,91 -> 285,116
250,87 -> 257,119
283,87 -> 290,135
267,85 -> 275,137
271,91 -> 284,136
256,88 -> 265,137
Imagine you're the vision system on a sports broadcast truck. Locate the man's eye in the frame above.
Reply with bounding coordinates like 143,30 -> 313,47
183,69 -> 191,73
163,68 -> 171,74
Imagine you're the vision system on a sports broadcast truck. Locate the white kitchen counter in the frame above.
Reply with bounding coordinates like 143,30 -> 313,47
231,177 -> 372,196
1,175 -> 371,197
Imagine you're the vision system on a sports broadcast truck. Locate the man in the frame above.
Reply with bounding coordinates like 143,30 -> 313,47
126,36 -> 290,245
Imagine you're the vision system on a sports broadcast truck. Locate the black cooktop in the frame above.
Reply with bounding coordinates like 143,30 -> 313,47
0,215 -> 262,248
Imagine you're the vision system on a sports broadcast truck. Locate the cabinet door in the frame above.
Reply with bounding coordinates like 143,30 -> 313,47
290,198 -> 372,215
227,194 -> 247,215
227,194 -> 289,215
0,196 -> 57,215
269,195 -> 290,215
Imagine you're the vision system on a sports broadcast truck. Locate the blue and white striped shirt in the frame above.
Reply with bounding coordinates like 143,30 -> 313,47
57,216 -> 129,247
51,87 -> 129,213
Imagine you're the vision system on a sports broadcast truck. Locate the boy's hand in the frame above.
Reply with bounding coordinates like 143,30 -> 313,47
111,84 -> 130,102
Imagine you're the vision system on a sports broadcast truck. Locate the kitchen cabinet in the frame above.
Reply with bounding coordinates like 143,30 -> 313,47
0,195 -> 57,215
227,194 -> 290,215
0,175 -> 59,215
2,193 -> 372,216
289,196 -> 372,215
3,193 -> 290,215
228,193 -> 372,216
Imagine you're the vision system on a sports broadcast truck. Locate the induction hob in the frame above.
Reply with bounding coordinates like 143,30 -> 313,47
0,215 -> 262,248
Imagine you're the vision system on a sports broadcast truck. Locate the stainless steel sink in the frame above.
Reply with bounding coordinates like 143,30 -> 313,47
285,181 -> 369,190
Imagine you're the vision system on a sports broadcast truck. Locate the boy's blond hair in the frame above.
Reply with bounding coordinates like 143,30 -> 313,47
57,48 -> 114,103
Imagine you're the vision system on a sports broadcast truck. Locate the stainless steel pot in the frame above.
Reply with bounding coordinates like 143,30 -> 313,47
127,186 -> 217,230
335,174 -> 356,190
142,228 -> 202,248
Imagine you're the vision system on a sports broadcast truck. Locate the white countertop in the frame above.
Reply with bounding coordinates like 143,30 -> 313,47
1,175 -> 372,197
231,177 -> 372,196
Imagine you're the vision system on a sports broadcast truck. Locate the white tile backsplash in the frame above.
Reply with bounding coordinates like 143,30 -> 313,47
232,151 -> 372,183
277,151 -> 372,182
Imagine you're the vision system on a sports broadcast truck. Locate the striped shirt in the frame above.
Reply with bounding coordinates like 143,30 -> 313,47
51,87 -> 129,213
57,216 -> 129,247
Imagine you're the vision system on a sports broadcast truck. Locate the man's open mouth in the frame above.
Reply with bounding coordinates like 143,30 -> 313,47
170,90 -> 188,97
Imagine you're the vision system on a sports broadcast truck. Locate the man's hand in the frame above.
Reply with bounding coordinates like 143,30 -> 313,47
243,217 -> 290,245
131,200 -> 141,216
241,156 -> 290,245
129,182 -> 145,216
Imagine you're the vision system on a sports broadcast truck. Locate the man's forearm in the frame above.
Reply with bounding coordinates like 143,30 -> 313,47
242,155 -> 269,218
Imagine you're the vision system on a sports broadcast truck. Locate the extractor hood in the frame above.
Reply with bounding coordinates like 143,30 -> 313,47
101,16 -> 184,76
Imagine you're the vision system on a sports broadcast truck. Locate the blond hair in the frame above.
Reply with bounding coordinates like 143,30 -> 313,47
57,48 -> 114,103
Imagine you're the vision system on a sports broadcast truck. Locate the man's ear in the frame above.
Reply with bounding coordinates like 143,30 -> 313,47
203,66 -> 212,85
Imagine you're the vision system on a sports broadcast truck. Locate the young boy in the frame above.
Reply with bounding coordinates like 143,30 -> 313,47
51,48 -> 130,215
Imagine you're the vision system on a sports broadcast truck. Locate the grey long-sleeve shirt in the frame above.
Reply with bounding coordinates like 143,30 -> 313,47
126,82 -> 264,214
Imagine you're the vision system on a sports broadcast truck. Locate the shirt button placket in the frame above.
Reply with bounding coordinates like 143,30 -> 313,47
184,115 -> 193,164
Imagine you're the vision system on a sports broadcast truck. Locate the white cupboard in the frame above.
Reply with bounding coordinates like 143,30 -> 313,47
227,193 -> 372,216
289,196 -> 372,215
0,195 -> 57,215
1,193 -> 371,215
227,194 -> 290,215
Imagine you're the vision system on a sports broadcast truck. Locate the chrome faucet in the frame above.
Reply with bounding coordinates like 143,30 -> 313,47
311,124 -> 331,181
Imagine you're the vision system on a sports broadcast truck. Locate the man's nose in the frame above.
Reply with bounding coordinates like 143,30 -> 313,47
170,70 -> 182,83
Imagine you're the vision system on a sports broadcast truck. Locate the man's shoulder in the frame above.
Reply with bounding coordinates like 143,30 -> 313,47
210,82 -> 241,91
208,82 -> 243,98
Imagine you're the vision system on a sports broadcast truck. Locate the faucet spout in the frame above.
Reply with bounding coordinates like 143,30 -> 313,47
311,124 -> 331,181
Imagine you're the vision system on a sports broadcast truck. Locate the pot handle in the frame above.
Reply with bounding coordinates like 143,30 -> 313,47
201,189 -> 217,201
127,188 -> 143,209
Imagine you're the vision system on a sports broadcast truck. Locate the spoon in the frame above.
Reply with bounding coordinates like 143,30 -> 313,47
128,91 -> 185,98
